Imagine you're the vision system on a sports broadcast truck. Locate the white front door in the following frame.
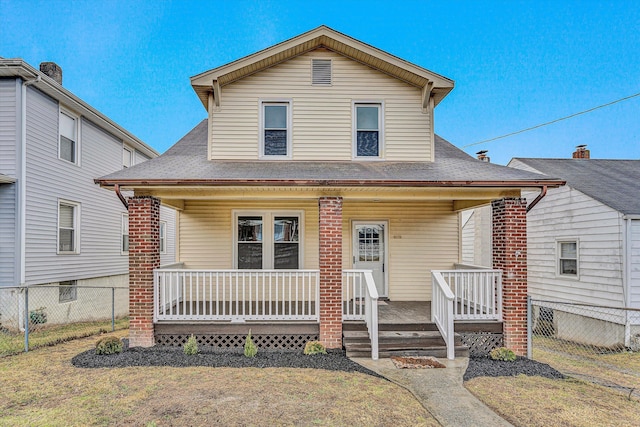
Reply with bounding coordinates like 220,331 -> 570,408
352,222 -> 387,297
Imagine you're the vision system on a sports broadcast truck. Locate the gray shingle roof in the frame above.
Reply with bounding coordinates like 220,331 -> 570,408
97,119 -> 561,187
513,158 -> 640,215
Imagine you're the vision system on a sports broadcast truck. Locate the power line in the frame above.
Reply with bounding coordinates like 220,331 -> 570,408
462,91 -> 640,148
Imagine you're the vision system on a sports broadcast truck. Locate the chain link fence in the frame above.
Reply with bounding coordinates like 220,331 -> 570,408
0,285 -> 129,356
530,298 -> 640,399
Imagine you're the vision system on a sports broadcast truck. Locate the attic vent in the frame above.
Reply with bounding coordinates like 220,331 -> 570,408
312,59 -> 331,85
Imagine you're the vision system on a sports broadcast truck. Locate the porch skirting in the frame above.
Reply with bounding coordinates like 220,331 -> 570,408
154,322 -> 319,350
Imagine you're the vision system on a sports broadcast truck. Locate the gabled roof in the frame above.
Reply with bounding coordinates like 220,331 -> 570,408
191,26 -> 454,109
0,59 -> 158,159
511,158 -> 640,215
96,119 -> 563,189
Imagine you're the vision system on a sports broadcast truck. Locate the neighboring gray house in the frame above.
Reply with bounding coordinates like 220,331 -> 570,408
509,147 -> 640,347
0,59 -> 176,329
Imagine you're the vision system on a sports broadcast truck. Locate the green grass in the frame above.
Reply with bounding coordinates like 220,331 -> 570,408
0,317 -> 129,356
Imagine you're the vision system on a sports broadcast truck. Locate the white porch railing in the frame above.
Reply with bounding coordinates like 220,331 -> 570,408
342,269 -> 379,360
154,269 -> 320,322
431,271 -> 455,359
444,268 -> 502,321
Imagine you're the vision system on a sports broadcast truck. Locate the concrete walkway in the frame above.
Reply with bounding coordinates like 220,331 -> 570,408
354,357 -> 513,427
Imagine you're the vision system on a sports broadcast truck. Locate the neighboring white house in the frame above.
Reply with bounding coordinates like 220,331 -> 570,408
0,59 -> 176,329
509,146 -> 640,348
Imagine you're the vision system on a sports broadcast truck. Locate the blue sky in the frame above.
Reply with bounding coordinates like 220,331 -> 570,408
1,0 -> 638,165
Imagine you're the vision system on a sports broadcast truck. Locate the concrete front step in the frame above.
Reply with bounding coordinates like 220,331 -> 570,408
346,346 -> 470,359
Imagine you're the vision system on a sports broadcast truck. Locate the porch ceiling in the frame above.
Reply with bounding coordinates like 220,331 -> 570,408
140,186 -> 518,210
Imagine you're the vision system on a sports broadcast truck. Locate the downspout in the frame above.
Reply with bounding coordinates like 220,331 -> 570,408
19,76 -> 41,285
526,185 -> 547,213
18,75 -> 40,331
114,184 -> 128,209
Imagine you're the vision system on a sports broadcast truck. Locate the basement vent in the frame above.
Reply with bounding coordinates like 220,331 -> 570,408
312,59 -> 332,85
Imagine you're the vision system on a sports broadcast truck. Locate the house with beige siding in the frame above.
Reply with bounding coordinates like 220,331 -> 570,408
96,26 -> 563,358
0,59 -> 176,329
509,148 -> 640,348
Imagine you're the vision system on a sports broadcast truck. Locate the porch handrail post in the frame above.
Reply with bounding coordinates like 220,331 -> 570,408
363,271 -> 379,360
315,271 -> 320,322
431,270 -> 455,360
153,270 -> 159,323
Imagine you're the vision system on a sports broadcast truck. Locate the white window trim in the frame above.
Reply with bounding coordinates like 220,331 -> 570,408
232,210 -> 304,269
259,99 -> 292,160
352,100 -> 384,160
123,145 -> 133,169
160,221 -> 167,254
58,107 -> 81,166
121,213 -> 129,255
556,238 -> 579,279
57,199 -> 81,255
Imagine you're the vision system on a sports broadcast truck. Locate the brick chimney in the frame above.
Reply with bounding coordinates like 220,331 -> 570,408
476,150 -> 490,162
572,145 -> 590,159
39,62 -> 62,85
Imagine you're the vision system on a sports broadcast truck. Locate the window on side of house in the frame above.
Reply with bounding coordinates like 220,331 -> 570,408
59,280 -> 77,303
354,103 -> 382,158
123,146 -> 133,169
122,213 -> 129,253
558,240 -> 578,276
58,200 -> 79,253
160,221 -> 167,254
235,212 -> 302,269
261,101 -> 291,158
59,109 -> 79,164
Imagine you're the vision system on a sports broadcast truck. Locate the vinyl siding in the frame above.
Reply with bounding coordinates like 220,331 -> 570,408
526,185 -> 625,307
134,150 -> 150,165
23,86 -> 130,285
460,210 -> 475,264
0,79 -> 19,286
630,219 -> 640,308
211,50 -> 431,161
178,199 -> 458,301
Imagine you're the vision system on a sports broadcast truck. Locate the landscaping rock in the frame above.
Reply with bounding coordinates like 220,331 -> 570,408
463,356 -> 565,381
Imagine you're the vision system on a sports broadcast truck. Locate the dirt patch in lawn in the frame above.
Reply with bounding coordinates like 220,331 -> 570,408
0,332 -> 437,426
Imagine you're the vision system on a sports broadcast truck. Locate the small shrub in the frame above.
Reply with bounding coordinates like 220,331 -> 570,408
95,336 -> 123,355
304,340 -> 327,355
244,329 -> 257,358
489,347 -> 516,362
29,307 -> 48,325
183,334 -> 199,355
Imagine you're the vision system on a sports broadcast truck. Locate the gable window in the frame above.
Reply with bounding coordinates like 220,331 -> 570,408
160,221 -> 167,254
122,214 -> 129,253
59,280 -> 77,303
558,240 -> 578,277
260,101 -> 291,158
312,59 -> 332,85
59,109 -> 79,164
123,146 -> 133,168
235,211 -> 302,269
354,102 -> 383,158
58,200 -> 80,254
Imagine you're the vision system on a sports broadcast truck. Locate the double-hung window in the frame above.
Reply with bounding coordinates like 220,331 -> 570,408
235,212 -> 301,269
557,240 -> 578,277
59,109 -> 79,164
354,102 -> 383,158
123,146 -> 133,168
122,214 -> 129,253
160,221 -> 167,254
58,200 -> 80,253
261,101 -> 291,158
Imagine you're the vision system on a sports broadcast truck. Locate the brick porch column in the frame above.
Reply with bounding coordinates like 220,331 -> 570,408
128,196 -> 160,347
318,196 -> 343,348
492,197 -> 528,356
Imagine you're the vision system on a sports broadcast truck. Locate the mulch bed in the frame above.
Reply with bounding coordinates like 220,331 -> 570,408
463,356 -> 565,381
72,343 -> 382,377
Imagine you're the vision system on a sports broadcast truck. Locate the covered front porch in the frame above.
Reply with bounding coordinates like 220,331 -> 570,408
152,266 -> 503,359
